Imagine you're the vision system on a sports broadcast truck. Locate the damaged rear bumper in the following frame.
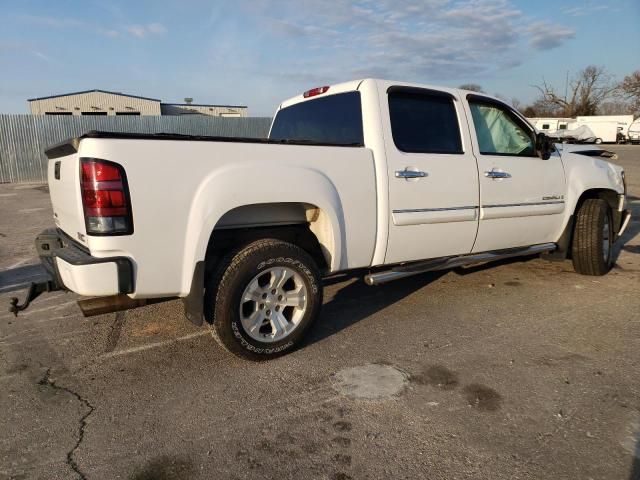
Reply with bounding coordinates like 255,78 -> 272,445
36,229 -> 134,296
7,229 -> 134,315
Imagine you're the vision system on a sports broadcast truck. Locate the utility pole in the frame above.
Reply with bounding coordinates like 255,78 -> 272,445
564,70 -> 569,116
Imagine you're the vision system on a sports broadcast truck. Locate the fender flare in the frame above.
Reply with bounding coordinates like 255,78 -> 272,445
180,161 -> 347,294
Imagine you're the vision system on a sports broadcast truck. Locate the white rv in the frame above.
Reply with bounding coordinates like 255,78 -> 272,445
576,115 -> 634,143
528,115 -> 635,143
628,118 -> 640,144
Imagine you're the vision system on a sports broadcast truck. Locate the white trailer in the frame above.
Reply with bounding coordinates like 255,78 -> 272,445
529,116 -> 631,143
628,118 -> 640,144
575,121 -> 619,143
576,115 -> 634,136
528,117 -> 573,132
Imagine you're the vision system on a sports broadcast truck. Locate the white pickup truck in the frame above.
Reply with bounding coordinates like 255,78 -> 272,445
11,79 -> 631,360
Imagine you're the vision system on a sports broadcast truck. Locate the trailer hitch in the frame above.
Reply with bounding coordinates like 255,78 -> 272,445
9,280 -> 57,317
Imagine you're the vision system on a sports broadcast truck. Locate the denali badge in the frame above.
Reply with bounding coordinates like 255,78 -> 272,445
542,195 -> 564,200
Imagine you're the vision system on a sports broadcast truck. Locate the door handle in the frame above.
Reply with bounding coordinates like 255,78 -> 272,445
395,169 -> 427,179
484,170 -> 511,179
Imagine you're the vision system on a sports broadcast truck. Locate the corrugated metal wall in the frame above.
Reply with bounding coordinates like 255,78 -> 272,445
0,115 -> 272,183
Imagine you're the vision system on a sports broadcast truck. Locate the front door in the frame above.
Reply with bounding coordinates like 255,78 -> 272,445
381,86 -> 480,265
464,95 -> 566,253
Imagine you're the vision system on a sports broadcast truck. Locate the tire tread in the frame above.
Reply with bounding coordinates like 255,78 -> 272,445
571,198 -> 611,276
207,239 -> 321,360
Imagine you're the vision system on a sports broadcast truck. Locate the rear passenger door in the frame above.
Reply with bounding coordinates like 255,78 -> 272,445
381,86 -> 480,264
464,95 -> 566,253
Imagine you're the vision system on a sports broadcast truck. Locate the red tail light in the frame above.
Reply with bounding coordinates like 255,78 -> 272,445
303,86 -> 330,98
80,158 -> 133,235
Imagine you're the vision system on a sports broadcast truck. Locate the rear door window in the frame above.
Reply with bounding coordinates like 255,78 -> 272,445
269,91 -> 363,145
388,89 -> 463,154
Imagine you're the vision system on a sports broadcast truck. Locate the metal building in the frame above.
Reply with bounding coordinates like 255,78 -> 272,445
160,103 -> 248,117
28,90 -> 248,117
28,90 -> 162,116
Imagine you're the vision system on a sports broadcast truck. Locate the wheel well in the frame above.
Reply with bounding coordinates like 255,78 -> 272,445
575,188 -> 618,213
576,188 -> 622,232
550,188 -> 620,261
204,223 -> 329,279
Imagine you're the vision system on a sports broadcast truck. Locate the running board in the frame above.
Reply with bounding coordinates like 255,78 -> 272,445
364,243 -> 556,286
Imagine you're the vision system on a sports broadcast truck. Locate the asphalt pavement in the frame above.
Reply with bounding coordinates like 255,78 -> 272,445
1,146 -> 639,480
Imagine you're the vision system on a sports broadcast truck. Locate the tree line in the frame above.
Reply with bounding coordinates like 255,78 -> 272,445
459,67 -> 640,118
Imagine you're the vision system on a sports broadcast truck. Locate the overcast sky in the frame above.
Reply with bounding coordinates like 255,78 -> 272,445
0,0 -> 637,115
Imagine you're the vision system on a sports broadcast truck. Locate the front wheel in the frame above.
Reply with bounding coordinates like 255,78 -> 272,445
207,239 -> 322,360
571,199 -> 614,276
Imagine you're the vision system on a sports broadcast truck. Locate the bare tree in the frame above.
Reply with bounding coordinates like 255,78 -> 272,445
458,83 -> 484,93
619,70 -> 640,114
534,66 -> 617,117
598,100 -> 634,115
522,99 -> 563,118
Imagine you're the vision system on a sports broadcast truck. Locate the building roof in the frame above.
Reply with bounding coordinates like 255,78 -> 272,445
161,103 -> 247,108
28,89 -> 161,102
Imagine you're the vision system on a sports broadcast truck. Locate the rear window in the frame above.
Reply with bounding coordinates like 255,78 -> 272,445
388,89 -> 462,154
269,91 -> 364,145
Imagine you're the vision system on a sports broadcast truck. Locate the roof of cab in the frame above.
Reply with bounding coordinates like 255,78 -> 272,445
277,78 -> 505,111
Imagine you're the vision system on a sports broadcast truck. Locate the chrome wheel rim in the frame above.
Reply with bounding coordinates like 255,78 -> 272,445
602,214 -> 611,263
239,267 -> 307,343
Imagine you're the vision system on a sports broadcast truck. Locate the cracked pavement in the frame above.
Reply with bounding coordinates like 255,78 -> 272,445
1,145 -> 639,479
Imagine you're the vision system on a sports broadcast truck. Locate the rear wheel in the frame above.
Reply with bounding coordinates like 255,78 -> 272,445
571,199 -> 613,275
207,239 -> 322,360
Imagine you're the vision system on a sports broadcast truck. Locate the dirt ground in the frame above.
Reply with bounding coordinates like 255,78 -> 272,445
1,145 -> 639,480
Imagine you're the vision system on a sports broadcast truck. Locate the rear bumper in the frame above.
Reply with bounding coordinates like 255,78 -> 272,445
36,229 -> 134,296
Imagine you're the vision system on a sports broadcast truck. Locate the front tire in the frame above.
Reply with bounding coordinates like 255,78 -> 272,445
571,199 -> 613,276
207,239 -> 322,360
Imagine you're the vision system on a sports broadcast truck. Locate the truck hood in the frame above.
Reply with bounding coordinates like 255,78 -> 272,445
555,143 -> 617,159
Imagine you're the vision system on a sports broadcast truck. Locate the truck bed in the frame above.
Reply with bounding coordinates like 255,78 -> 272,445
46,131 -> 378,298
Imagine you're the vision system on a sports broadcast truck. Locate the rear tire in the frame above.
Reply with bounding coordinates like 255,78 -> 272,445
207,239 -> 322,360
571,199 -> 613,276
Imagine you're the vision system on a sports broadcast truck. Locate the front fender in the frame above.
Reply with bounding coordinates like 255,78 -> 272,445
558,153 -> 625,237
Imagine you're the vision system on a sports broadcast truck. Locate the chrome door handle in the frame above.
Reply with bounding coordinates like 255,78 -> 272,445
484,170 -> 511,179
395,170 -> 427,179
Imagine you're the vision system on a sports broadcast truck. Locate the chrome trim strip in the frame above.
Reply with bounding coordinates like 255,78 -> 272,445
393,206 -> 477,214
618,211 -> 632,237
482,201 -> 565,208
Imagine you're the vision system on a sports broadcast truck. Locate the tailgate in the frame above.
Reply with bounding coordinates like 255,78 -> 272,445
47,149 -> 87,245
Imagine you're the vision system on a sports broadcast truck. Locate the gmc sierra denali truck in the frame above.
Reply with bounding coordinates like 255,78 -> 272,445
11,79 -> 631,360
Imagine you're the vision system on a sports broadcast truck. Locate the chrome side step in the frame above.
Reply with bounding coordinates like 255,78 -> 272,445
364,243 -> 556,286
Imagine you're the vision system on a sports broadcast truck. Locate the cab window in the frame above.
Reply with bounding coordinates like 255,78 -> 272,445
468,98 -> 535,156
388,88 -> 463,154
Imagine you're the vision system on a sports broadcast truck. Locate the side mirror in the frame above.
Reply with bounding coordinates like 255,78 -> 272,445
536,132 -> 554,160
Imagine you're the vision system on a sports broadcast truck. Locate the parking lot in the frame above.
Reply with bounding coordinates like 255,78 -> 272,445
1,145 -> 639,480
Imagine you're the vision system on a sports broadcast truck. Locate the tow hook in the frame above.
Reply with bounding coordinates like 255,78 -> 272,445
9,280 -> 57,317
